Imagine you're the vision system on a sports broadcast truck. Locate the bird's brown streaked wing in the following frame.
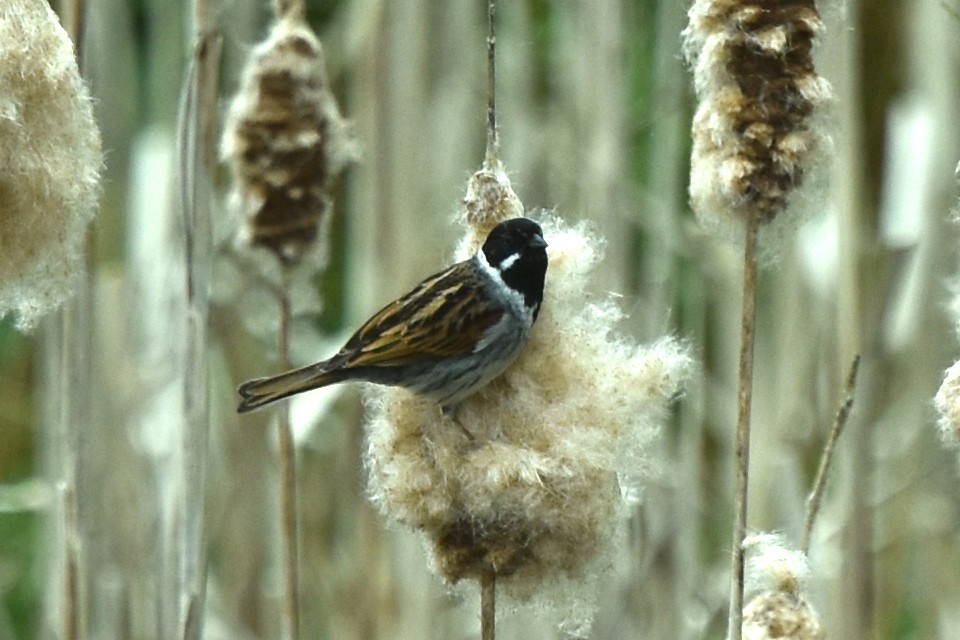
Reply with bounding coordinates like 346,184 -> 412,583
335,263 -> 504,367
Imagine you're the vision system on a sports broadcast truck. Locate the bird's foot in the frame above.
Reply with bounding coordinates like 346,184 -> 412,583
441,404 -> 475,441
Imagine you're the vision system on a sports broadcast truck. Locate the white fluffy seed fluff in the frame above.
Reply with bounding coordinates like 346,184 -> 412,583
0,0 -> 102,331
740,533 -> 824,640
363,164 -> 692,628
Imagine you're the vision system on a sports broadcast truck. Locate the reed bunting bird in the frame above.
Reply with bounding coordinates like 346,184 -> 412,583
237,218 -> 548,420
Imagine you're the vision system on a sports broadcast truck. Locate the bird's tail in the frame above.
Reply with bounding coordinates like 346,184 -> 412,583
237,363 -> 348,413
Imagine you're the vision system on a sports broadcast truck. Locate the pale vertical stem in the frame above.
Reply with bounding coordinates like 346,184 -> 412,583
802,355 -> 860,555
481,4 -> 498,637
484,0 -> 499,167
61,0 -> 87,62
54,157 -> 90,640
276,272 -> 301,640
177,0 -> 221,637
61,471 -> 82,640
57,1 -> 90,637
481,571 -> 496,640
727,208 -> 760,640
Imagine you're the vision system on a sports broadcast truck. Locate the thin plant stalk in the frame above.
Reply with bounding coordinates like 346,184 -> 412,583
57,1 -> 90,637
483,0 -> 498,168
276,271 -> 300,640
727,208 -> 760,640
479,5 -> 498,639
55,172 -> 89,640
481,571 -> 496,640
176,0 -> 221,636
802,355 -> 860,555
61,472 -> 81,640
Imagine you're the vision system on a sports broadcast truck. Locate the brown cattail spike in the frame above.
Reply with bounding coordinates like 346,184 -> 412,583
223,15 -> 350,264
436,515 -> 534,582
684,0 -> 832,233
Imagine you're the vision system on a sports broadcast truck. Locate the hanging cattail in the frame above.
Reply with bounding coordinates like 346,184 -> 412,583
740,534 -> 824,640
221,13 -> 352,266
364,163 -> 691,630
0,0 -> 102,331
682,0 -> 833,246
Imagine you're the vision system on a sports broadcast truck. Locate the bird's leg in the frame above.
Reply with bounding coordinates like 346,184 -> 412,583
441,404 -> 475,441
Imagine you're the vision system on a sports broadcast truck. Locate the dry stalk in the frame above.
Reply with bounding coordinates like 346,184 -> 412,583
484,0 -> 499,168
802,355 -> 860,555
481,570 -> 496,640
277,272 -> 300,640
479,6 -> 498,639
729,207 -> 760,640
60,1 -> 93,637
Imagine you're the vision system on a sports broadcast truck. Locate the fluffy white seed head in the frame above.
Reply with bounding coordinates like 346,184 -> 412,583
739,533 -> 824,640
364,169 -> 692,626
682,0 -> 833,252
0,0 -> 102,331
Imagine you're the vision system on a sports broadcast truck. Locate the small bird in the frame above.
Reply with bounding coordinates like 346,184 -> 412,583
237,217 -> 548,421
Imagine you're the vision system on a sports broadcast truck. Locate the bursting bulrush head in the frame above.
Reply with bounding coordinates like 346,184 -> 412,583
365,169 -> 692,626
742,592 -> 824,640
460,161 -> 526,253
740,534 -> 824,640
222,15 -> 351,264
683,0 -> 833,246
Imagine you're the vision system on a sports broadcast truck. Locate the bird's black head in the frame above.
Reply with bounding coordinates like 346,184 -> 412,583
481,218 -> 548,315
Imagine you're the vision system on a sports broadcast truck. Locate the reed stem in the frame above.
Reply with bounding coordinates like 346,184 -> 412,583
484,0 -> 499,168
58,1 -> 90,636
802,355 -> 860,555
727,208 -> 760,640
480,6 -> 499,637
277,274 -> 300,640
481,571 -> 496,640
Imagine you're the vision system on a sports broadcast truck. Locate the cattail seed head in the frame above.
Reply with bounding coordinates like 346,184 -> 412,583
461,160 -> 525,250
365,169 -> 691,625
0,0 -> 102,331
743,592 -> 825,640
221,14 -> 352,265
683,0 -> 833,246
740,534 -> 824,640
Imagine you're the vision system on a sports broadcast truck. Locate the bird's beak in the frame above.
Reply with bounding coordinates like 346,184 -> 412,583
530,234 -> 547,249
